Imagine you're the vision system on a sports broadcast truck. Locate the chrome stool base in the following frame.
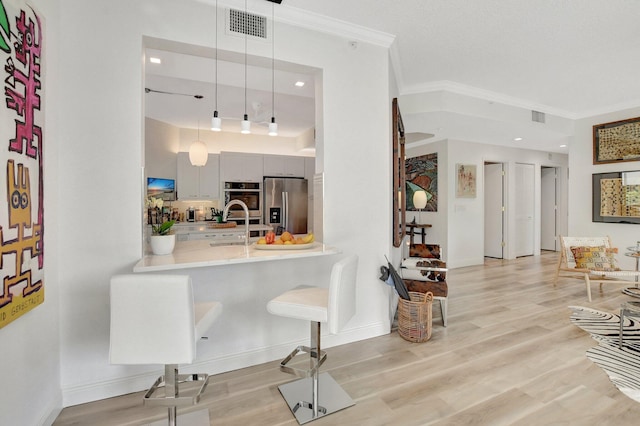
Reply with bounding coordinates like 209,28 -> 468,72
144,364 -> 210,426
278,372 -> 355,425
280,345 -> 327,378
144,373 -> 210,407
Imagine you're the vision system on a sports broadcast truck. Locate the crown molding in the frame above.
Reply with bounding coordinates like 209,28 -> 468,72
200,0 -> 395,48
275,6 -> 396,48
402,80 -> 578,120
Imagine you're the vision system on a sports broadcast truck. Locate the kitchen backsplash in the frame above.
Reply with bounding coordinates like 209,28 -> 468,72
163,199 -> 222,222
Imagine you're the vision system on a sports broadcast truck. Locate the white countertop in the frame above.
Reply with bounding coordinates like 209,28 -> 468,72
133,239 -> 339,272
170,223 -> 272,234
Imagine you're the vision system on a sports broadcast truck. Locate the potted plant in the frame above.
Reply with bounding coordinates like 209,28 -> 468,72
147,197 -> 176,255
211,207 -> 224,223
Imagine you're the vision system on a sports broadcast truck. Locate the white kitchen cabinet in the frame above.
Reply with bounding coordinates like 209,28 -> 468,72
198,155 -> 219,198
176,152 -> 220,200
263,155 -> 305,177
304,157 -> 315,181
220,152 -> 263,182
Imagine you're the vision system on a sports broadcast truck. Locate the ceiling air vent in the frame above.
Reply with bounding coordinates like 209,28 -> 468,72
229,8 -> 267,39
532,110 -> 546,124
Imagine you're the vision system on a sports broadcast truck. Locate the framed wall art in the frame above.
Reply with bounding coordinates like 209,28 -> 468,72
456,164 -> 476,198
405,153 -> 437,212
593,171 -> 640,224
593,116 -> 640,164
0,0 -> 45,328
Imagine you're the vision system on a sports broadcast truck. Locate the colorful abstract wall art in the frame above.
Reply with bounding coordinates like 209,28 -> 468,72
0,0 -> 44,328
405,153 -> 437,212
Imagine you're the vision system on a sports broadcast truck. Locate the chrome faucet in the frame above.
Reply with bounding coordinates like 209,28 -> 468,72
222,200 -> 250,246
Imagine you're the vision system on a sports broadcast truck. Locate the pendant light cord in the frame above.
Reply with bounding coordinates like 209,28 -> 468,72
214,0 -> 218,112
271,0 -> 275,118
244,0 -> 248,118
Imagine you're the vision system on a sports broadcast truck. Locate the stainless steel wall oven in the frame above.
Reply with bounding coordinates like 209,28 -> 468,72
223,181 -> 262,221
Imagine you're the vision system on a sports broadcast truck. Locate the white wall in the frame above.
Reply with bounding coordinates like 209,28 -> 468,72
55,0 -> 392,407
145,118 -> 180,181
406,139 -> 568,268
570,106 -> 640,271
0,1 -> 63,425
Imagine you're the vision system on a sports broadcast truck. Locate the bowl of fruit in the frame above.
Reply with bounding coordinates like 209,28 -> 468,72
254,231 -> 315,250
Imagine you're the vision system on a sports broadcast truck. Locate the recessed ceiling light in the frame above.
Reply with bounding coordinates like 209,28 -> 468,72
149,57 -> 161,64
560,144 -> 567,148
295,81 -> 305,87
514,137 -> 523,141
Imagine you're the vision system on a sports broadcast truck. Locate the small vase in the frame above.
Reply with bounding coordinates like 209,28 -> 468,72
149,234 -> 176,255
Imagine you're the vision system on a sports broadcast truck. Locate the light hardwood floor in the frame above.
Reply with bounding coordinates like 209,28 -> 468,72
53,253 -> 640,425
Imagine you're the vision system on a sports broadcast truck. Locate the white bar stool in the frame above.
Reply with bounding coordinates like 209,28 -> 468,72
109,274 -> 222,426
267,255 -> 358,424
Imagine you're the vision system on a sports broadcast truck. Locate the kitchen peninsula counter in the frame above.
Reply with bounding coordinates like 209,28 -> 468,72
171,222 -> 273,235
133,239 -> 339,273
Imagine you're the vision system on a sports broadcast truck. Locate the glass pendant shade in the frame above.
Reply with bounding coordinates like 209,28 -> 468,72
413,190 -> 428,209
211,111 -> 222,131
241,114 -> 251,134
189,140 -> 208,166
268,117 -> 278,136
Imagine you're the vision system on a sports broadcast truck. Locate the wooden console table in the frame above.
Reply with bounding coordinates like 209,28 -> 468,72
405,223 -> 432,245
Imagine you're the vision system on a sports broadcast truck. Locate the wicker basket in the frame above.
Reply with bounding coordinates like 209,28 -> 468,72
398,291 -> 433,343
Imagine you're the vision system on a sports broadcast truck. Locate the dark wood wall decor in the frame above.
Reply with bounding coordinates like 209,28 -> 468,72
392,98 -> 406,247
593,116 -> 640,164
593,170 -> 640,224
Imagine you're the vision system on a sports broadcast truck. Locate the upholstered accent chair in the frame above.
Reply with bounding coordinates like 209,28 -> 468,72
401,244 -> 448,326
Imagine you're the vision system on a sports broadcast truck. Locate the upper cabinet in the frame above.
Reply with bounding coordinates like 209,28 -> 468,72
177,153 -> 220,200
305,157 -> 315,181
220,152 -> 264,182
263,155 -> 306,178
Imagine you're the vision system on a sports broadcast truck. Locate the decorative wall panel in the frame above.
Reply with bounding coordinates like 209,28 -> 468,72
0,0 -> 45,328
593,117 -> 640,164
405,153 -> 437,212
593,171 -> 640,224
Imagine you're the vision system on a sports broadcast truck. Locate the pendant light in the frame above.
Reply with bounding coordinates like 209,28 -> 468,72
189,117 -> 208,166
240,0 -> 251,134
211,0 -> 222,132
268,0 -> 278,137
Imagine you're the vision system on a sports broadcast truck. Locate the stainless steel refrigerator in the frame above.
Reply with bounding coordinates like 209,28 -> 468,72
263,177 -> 308,234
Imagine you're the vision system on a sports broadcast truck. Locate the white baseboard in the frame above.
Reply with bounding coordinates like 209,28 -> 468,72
62,322 -> 388,407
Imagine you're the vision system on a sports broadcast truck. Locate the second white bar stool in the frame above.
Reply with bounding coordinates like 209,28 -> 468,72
267,255 -> 359,424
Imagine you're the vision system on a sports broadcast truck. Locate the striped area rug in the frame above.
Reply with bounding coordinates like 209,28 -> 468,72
569,306 -> 640,403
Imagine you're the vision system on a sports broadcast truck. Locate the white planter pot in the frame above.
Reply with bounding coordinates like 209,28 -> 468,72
149,234 -> 176,255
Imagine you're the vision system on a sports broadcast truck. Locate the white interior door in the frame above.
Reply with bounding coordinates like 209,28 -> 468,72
541,167 -> 557,251
484,163 -> 504,258
516,163 -> 535,257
